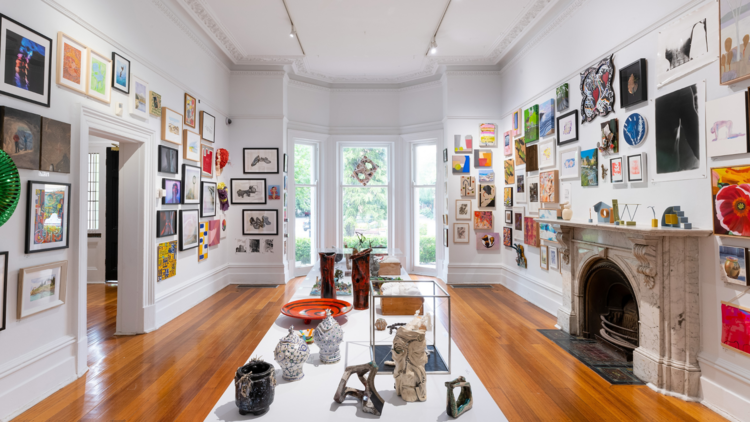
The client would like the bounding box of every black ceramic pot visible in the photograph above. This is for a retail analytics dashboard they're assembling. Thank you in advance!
[235,359,276,416]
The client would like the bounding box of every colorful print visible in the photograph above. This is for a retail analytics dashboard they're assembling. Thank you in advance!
[33,186,65,245]
[198,221,209,261]
[157,241,177,281]
[540,170,557,203]
[5,29,46,94]
[580,55,615,123]
[2,106,41,170]
[29,272,56,301]
[480,184,496,208]
[524,217,539,247]
[268,185,281,200]
[452,155,470,174]
[721,302,750,357]
[474,211,493,230]
[62,42,81,84]
[539,99,555,137]
[504,187,513,207]
[581,148,598,186]
[556,83,569,112]
[711,166,750,237]
[474,149,492,167]
[504,159,514,184]
[515,137,526,166]
[479,170,494,183]
[503,227,512,247]
[185,94,196,127]
[480,123,497,147]
[503,131,512,156]
[90,57,106,95]
[524,105,539,143]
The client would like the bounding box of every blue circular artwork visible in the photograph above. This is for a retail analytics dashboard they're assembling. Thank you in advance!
[623,113,647,146]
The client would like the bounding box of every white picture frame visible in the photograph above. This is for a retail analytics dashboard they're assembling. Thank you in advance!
[453,223,470,244]
[705,91,749,158]
[129,75,149,119]
[161,107,183,145]
[18,261,67,319]
[55,32,88,95]
[455,200,472,220]
[559,146,581,180]
[183,130,200,162]
[627,152,647,182]
[549,246,559,270]
[200,111,216,143]
[85,48,112,104]
[538,138,556,169]
[513,206,524,241]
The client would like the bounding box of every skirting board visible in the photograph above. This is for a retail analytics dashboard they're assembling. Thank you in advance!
[226,263,287,285]
[698,355,750,422]
[155,271,230,328]
[499,267,562,316]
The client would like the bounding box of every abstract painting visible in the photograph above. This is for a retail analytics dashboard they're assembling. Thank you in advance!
[478,169,494,183]
[157,210,176,238]
[476,232,499,250]
[528,175,540,215]
[539,99,555,137]
[516,172,526,203]
[524,105,539,143]
[560,146,581,180]
[243,148,279,174]
[183,130,200,162]
[512,109,522,137]
[149,91,162,117]
[56,32,87,95]
[455,200,472,220]
[721,0,750,84]
[556,83,569,112]
[706,91,749,158]
[524,217,539,247]
[454,134,472,153]
[201,181,217,218]
[580,148,598,186]
[17,261,67,318]
[25,181,70,253]
[623,113,647,146]
[157,241,176,282]
[182,164,201,205]
[620,59,647,107]
[719,245,748,286]
[627,153,645,182]
[185,93,197,128]
[503,187,513,207]
[201,144,214,177]
[515,137,526,166]
[235,238,248,253]
[158,145,178,174]
[87,49,111,104]
[1,16,52,106]
[710,165,750,238]
[452,155,470,174]
[1,106,40,169]
[161,107,182,145]
[130,75,148,119]
[504,159,514,184]
[513,207,524,241]
[201,111,215,143]
[610,156,624,183]
[538,139,555,169]
[479,184,496,208]
[655,83,704,181]
[474,211,493,230]
[580,55,615,123]
[453,223,469,243]
[480,123,497,147]
[540,170,558,202]
[539,221,557,243]
[208,220,220,247]
[179,209,199,250]
[198,221,209,262]
[721,301,750,357]
[40,117,71,173]
[549,246,559,270]
[503,131,512,156]
[474,149,492,167]
[503,227,513,247]
[557,110,579,145]
[526,144,538,172]
[112,52,130,93]
[599,118,619,155]
[162,179,181,205]
[658,1,718,87]
[242,210,278,235]
[461,176,475,197]
[268,185,280,200]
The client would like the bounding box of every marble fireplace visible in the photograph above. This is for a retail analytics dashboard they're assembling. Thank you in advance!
[545,219,713,400]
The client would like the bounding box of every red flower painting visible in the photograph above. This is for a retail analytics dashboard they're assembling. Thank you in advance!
[716,184,750,237]
[722,302,750,357]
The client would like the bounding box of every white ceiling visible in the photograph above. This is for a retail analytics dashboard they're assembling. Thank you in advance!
[176,0,561,83]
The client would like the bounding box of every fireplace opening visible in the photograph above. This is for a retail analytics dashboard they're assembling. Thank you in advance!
[583,260,639,361]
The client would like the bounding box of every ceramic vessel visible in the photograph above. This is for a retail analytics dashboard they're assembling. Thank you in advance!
[561,202,572,221]
[274,326,310,381]
[445,376,473,418]
[313,309,344,363]
[375,318,387,331]
[234,358,276,416]
[725,257,741,278]
[352,248,372,310]
[319,252,337,299]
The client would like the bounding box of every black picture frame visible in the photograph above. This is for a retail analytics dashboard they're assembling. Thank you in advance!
[156,210,177,238]
[242,209,279,236]
[284,153,288,173]
[443,148,448,163]
[0,251,7,332]
[179,209,199,251]
[25,180,71,254]
[162,178,182,205]
[0,14,53,107]
[111,52,131,94]
[619,59,647,108]
[610,156,624,183]
[200,181,217,218]
[230,178,267,205]
[443,227,448,247]
[505,209,512,225]
[181,164,200,204]
[200,111,215,143]
[556,110,579,146]
[158,145,178,174]
[243,148,279,174]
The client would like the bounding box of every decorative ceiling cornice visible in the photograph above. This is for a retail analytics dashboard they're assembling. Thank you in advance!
[286,78,443,93]
[232,70,288,76]
[292,58,440,84]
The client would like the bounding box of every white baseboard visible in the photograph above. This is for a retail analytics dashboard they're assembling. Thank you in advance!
[155,266,231,328]
[498,266,563,316]
[446,263,503,284]
[698,354,750,422]
[226,263,287,285]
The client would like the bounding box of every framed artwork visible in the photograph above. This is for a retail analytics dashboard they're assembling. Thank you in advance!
[208,220,220,247]
[244,148,279,174]
[580,148,598,186]
[201,181,217,218]
[505,209,512,225]
[157,241,176,282]
[149,91,161,117]
[162,178,181,205]
[242,209,279,235]
[654,83,705,182]
[528,175,540,215]
[453,223,470,244]
[0,252,6,331]
[538,139,556,169]
[539,221,557,243]
[479,184,496,208]
[524,105,539,143]
[198,221,209,262]
[161,107,183,145]
[111,52,130,94]
[443,148,448,162]
[40,117,71,174]
[620,59,647,108]
[610,156,624,183]
[706,91,749,158]
[158,145,178,174]
[476,232,499,250]
[503,227,513,247]
[474,149,492,167]
[183,130,200,162]
[0,15,52,107]
[474,211,493,230]
[627,153,645,182]
[443,227,449,247]
[526,144,539,172]
[452,155,470,174]
[179,209,199,250]
[455,200,472,220]
[17,260,67,319]
[658,2,718,87]
[580,55,615,123]
[720,301,750,358]
[722,1,750,84]
[25,181,71,254]
[561,182,572,205]
[231,179,268,205]
[719,246,749,286]
[1,106,41,170]
[130,75,149,118]
[86,48,111,104]
[549,246,559,270]
[184,93,197,128]
[514,137,526,166]
[556,110,579,146]
[707,166,750,237]
[560,146,581,180]
[503,131,512,156]
[540,98,555,138]
[516,172,526,203]
[200,111,215,143]
[524,217,540,247]
[480,123,497,147]
[56,32,87,95]
[556,84,569,112]
[504,159,514,184]
[540,245,548,270]
[623,113,647,146]
[156,210,177,238]
[599,118,619,154]
[460,176,475,197]
[512,109,522,137]
[181,164,201,204]
[478,170,494,183]
[513,207,524,241]
[540,170,558,202]
[454,134,472,153]
[503,187,513,207]
[268,185,281,200]
[201,144,214,177]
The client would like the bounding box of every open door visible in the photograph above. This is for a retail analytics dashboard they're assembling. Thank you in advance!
[105,147,119,282]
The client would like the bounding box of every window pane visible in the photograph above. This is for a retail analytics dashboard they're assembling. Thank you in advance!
[416,187,436,267]
[88,153,99,230]
[414,144,436,186]
[294,144,314,185]
[342,187,388,248]
[343,147,388,186]
[295,186,315,267]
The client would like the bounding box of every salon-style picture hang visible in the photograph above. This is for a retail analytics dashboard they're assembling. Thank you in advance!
[580,54,615,123]
[658,1,718,87]
[0,14,52,107]
[25,181,71,253]
[243,148,279,174]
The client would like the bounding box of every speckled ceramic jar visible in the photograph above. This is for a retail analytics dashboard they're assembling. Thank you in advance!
[313,309,343,364]
[274,326,310,381]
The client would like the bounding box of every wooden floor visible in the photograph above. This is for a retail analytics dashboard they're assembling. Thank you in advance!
[14,279,724,422]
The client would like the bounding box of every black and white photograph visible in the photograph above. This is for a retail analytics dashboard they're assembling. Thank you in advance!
[242,209,278,235]
[455,199,472,220]
[182,164,201,204]
[235,238,248,254]
[556,110,579,146]
[243,148,279,174]
[620,59,647,108]
[200,111,215,143]
[264,239,274,253]
[249,239,261,253]
[230,178,267,204]
[201,181,217,218]
[654,83,705,182]
[158,145,178,174]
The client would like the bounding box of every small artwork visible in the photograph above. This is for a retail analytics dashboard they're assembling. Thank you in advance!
[130,76,148,118]
[208,220,221,247]
[268,185,281,200]
[524,105,539,143]
[480,184,496,208]
[560,147,581,180]
[454,134,472,153]
[474,149,492,167]
[480,123,497,147]
[149,91,162,117]
[505,209,512,225]
[709,166,750,238]
[0,252,6,331]
[112,52,130,94]
[514,137,526,166]
[524,217,540,247]
[599,119,619,155]
[540,170,558,203]
[476,232,499,250]
[1,106,40,170]
[549,247,559,270]
[627,153,645,182]
[162,179,181,205]
[721,0,750,84]
[706,91,749,158]
[184,93,197,128]
[503,187,513,207]
[161,107,183,145]
[1,16,52,107]
[201,181,217,218]
[503,228,513,247]
[244,148,279,174]
[235,238,248,253]
[198,222,209,262]
[620,59,647,108]
[556,83,569,112]
[719,246,748,286]
[200,111,215,143]
[87,49,111,104]
[453,223,470,244]
[201,144,214,177]
[25,181,70,253]
[242,210,279,235]
[516,173,526,203]
[504,131,512,156]
[526,144,539,172]
[474,211,493,230]
[513,207,524,241]
[179,209,199,250]
[248,239,261,253]
[557,110,579,146]
[157,210,177,238]
[561,183,572,205]
[658,2,718,87]
[655,83,704,180]
[157,241,176,282]
[183,130,200,162]
[580,148,598,186]
[721,301,750,358]
[538,139,555,169]
[512,109,522,137]
[443,227,448,247]
[158,145,178,174]
[580,55,615,123]
[478,169,494,183]
[452,155,470,174]
[610,156,624,183]
[443,148,448,162]
[504,159,514,184]
[540,245,548,270]
[56,32,87,95]
[182,164,201,204]
[17,261,67,319]
[539,99,555,137]
[40,117,71,173]
[539,222,557,243]
[455,200,472,220]
[528,175,540,215]
[460,176,475,197]
[623,113,648,146]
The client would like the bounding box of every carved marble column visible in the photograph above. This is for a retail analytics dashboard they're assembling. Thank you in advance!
[554,225,576,334]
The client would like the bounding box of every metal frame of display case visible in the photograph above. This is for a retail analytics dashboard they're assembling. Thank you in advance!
[368,279,451,375]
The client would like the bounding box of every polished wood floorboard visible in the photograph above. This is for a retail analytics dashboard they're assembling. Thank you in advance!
[14,279,724,422]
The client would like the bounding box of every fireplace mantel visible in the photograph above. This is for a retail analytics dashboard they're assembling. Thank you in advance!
[535,218,713,238]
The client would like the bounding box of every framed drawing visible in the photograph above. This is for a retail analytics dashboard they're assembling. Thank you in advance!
[658,1,718,87]
[129,75,148,118]
[161,107,183,145]
[111,52,130,94]
[476,232,499,250]
[181,164,201,205]
[25,181,71,254]
[201,181,217,218]
[162,178,181,205]
[705,91,749,158]
[540,245,549,270]
[200,111,215,143]
[720,301,750,358]
[580,55,615,123]
[610,156,624,183]
[474,211,493,230]
[156,210,177,238]
[538,139,556,169]
[453,223,470,244]
[183,130,200,162]
[231,179,267,204]
[201,144,214,178]
[557,110,579,146]
[0,251,6,331]
[149,91,161,117]
[627,153,645,182]
[540,170,559,203]
[244,148,279,174]
[243,209,279,235]
[157,241,176,282]
[560,146,581,180]
[17,260,67,318]
[620,58,647,108]
[56,32,87,95]
[455,199,472,220]
[1,106,41,170]
[719,245,749,286]
[179,209,199,251]
[86,48,112,104]
[0,15,52,107]
[158,145,178,174]
[184,93,197,128]
[513,207,524,241]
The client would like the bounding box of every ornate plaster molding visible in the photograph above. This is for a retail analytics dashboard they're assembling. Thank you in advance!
[628,237,658,289]
[293,58,440,84]
[555,225,571,265]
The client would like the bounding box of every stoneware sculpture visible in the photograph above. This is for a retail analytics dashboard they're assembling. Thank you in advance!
[560,202,573,221]
[375,318,388,331]
[234,357,276,416]
[445,376,473,418]
[319,252,337,299]
[313,309,344,364]
[392,327,429,402]
[274,326,310,381]
[351,248,372,310]
[333,362,384,416]
[405,310,432,332]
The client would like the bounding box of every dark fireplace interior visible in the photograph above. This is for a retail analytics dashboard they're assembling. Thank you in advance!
[583,260,639,361]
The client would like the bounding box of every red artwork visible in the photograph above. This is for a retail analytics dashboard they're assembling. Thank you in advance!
[202,147,214,176]
[722,302,750,358]
[351,248,371,310]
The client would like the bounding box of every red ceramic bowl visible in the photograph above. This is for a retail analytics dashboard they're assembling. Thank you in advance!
[281,299,353,324]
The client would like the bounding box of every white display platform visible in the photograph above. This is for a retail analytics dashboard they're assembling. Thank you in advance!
[205,265,507,421]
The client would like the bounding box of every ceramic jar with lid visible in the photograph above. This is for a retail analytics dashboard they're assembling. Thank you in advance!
[313,309,343,364]
[274,326,310,381]
[234,357,276,415]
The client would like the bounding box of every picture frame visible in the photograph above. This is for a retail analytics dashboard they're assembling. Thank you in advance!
[111,52,130,94]
[443,227,449,247]
[161,107,183,145]
[540,245,548,270]
[181,164,201,204]
[658,2,718,87]
[156,210,177,238]
[556,110,579,146]
[516,172,526,203]
[158,145,178,174]
[183,130,200,162]
[86,48,112,104]
[184,93,197,128]
[559,146,581,180]
[504,159,514,184]
[720,301,750,358]
[524,105,539,143]
[243,148,280,174]
[528,175,540,215]
[705,91,750,158]
[231,178,267,204]
[505,209,512,225]
[162,178,181,205]
[242,209,279,235]
[610,156,624,184]
[538,138,556,169]
[581,148,598,186]
[453,223,470,244]
[0,15,53,107]
[455,199,472,220]
[179,209,199,251]
[627,153,645,182]
[540,170,559,203]
[719,245,749,286]
[460,175,475,197]
[512,109,522,137]
[200,111,215,143]
[513,207,525,241]
[514,137,526,166]
[712,165,750,238]
[129,75,149,119]
[201,144,214,178]
[474,211,493,230]
[284,153,288,173]
[503,227,513,247]
[549,246,559,270]
[17,260,67,319]
[2,106,41,170]
[442,148,448,162]
[0,251,6,331]
[149,91,161,117]
[25,181,71,254]
[620,58,647,108]
[200,181,217,218]
[503,187,513,207]
[56,32,88,95]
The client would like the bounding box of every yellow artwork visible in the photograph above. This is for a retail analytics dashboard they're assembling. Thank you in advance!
[157,241,176,281]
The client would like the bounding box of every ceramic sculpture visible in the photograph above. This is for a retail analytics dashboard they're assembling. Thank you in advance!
[351,248,372,310]
[375,318,387,331]
[333,362,384,416]
[234,357,276,416]
[319,252,337,299]
[0,150,20,227]
[274,326,310,381]
[313,309,343,364]
[560,202,573,221]
[445,376,473,418]
[392,326,428,402]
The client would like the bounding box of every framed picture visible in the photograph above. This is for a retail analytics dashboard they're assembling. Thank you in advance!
[721,301,750,358]
[658,2,718,87]
[627,153,645,182]
[161,107,183,145]
[516,172,526,203]
[129,75,148,118]
[149,91,161,117]
[559,146,581,180]
[454,134,472,153]
[504,159,514,184]
[505,209,512,225]
[540,170,558,203]
[706,91,749,158]
[526,144,539,172]
[201,144,214,178]
[561,182,572,205]
[474,211,493,230]
[231,179,267,204]
[181,164,201,204]
[184,93,197,128]
[243,209,278,235]
[549,246,559,270]
[512,109,522,137]
[25,181,71,254]
[111,52,130,94]
[17,260,67,318]
[480,123,497,147]
[0,251,6,331]
[208,220,221,247]
[524,105,539,143]
[455,199,472,220]
[198,222,208,262]
[478,170,494,183]
[56,32,87,95]
[244,148,279,174]
[200,111,215,143]
[201,181,217,218]
[183,130,200,162]
[1,106,41,170]
[442,148,448,162]
[513,207,524,241]
[610,156,624,183]
[158,145,178,174]
[157,241,177,281]
[479,184,496,208]
[86,48,112,104]
[503,187,513,207]
[539,98,555,138]
[476,232,499,250]
[524,217,540,247]
[443,227,449,247]
[156,210,177,238]
[556,84,569,112]
[719,245,749,286]
[284,153,288,173]
[162,178,181,205]
[474,149,492,167]
[40,117,71,174]
[268,185,281,200]
[0,15,52,107]
[453,223,470,244]
[503,131,512,156]
[460,176,475,197]
[514,137,526,166]
[620,58,647,108]
[452,155,470,174]
[654,83,705,182]
[179,209,199,250]
[556,110,579,145]
[540,245,548,270]
[503,227,513,247]
[580,148,598,186]
[538,139,556,169]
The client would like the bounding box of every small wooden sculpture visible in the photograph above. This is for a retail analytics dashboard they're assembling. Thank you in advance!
[333,362,384,416]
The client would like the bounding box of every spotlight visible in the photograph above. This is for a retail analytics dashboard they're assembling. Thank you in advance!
[290,25,296,38]
[430,40,437,55]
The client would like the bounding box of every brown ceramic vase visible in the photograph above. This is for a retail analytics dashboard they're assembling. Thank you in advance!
[351,248,372,310]
[319,252,337,300]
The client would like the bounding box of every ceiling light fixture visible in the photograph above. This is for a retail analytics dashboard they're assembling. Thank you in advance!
[281,0,305,55]
[290,25,296,38]
[425,0,452,56]
[430,39,438,55]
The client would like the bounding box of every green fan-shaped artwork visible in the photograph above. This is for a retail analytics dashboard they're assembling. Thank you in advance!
[0,149,21,227]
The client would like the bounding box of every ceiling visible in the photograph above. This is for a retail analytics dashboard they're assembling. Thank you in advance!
[175,0,564,84]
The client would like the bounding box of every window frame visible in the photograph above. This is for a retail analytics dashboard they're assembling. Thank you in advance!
[410,140,438,274]
[87,152,100,231]
[290,139,321,276]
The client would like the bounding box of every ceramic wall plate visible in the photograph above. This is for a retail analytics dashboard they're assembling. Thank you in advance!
[623,113,647,146]
[281,299,353,324]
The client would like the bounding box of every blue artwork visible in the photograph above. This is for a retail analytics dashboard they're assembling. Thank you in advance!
[115,56,129,87]
[479,169,495,183]
[623,113,647,146]
[452,155,470,174]
[539,99,555,137]
[5,30,47,95]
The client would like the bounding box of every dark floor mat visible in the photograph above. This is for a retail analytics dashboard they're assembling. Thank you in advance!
[538,329,644,385]
[373,344,448,373]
